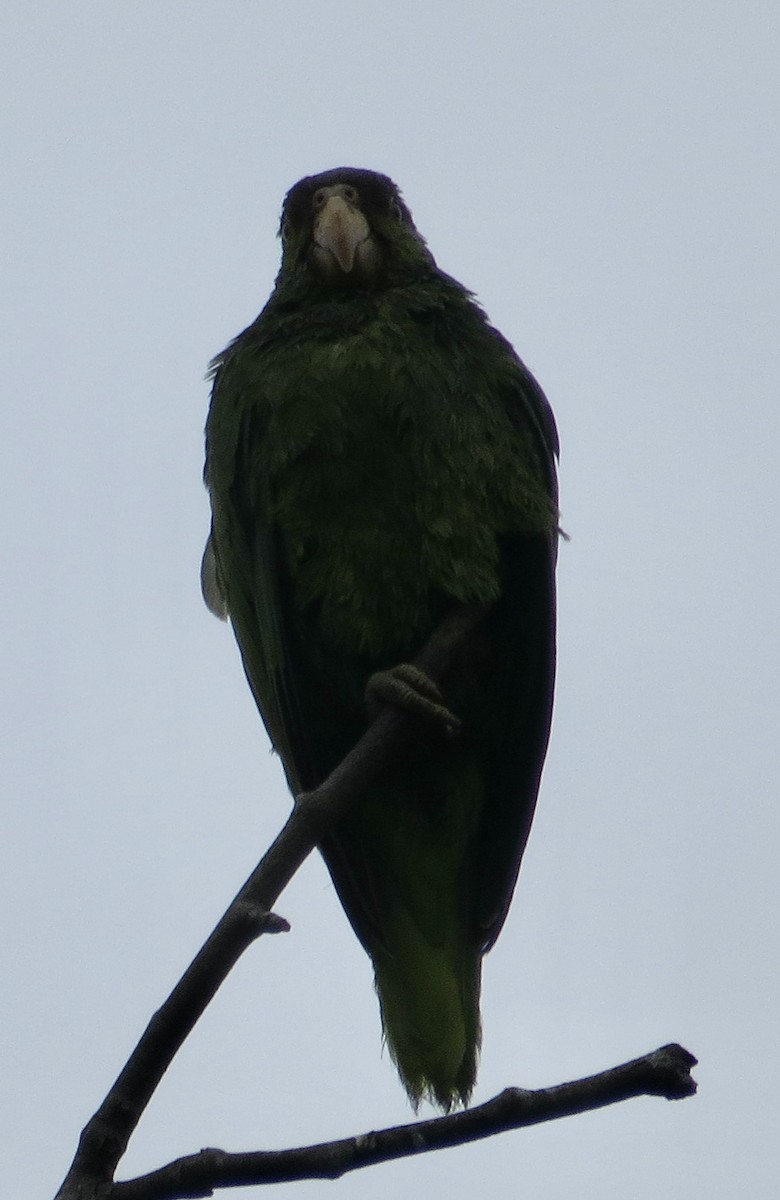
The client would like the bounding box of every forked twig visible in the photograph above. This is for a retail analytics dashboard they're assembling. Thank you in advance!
[54,603,697,1199]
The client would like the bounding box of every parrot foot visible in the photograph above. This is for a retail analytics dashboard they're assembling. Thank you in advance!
[366,664,461,738]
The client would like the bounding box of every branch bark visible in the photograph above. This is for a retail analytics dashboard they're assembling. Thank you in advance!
[113,1044,697,1199]
[53,603,697,1200]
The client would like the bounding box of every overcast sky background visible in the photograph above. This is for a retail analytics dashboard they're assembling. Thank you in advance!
[2,3,778,1197]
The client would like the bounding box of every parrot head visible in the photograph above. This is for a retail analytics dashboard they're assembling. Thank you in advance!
[276,167,435,289]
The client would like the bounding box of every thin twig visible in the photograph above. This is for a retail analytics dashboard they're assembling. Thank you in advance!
[112,1044,697,1200]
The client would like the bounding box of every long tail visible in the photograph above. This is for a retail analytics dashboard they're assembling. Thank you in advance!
[372,909,482,1110]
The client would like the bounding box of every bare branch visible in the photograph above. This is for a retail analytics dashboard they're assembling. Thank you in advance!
[112,1044,697,1200]
[54,602,697,1200]
[55,604,488,1200]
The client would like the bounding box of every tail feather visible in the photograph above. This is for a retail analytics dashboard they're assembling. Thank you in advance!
[373,906,482,1110]
[323,753,485,1108]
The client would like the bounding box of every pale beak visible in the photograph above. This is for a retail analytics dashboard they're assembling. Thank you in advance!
[313,194,372,274]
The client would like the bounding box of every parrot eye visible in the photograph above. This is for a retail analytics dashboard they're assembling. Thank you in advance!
[313,184,360,210]
[390,199,405,223]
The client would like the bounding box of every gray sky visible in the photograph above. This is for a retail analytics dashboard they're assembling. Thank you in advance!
[2,2,778,1196]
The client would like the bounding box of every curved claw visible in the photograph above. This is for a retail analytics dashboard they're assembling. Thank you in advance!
[366,663,461,738]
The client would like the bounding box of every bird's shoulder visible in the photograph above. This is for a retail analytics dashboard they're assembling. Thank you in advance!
[205,270,557,500]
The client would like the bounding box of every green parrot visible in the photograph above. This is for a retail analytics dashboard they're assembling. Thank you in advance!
[202,167,559,1110]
